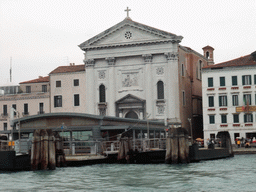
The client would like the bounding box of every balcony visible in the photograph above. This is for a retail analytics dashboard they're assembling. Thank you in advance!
[220,124,228,127]
[231,87,239,90]
[245,123,253,127]
[220,108,227,111]
[233,124,240,127]
[207,88,215,91]
[218,87,226,90]
[208,108,215,111]
[1,113,8,117]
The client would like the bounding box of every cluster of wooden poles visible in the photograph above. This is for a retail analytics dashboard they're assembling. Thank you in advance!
[31,129,66,170]
[165,127,190,164]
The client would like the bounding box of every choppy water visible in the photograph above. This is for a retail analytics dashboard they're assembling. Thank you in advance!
[1,154,256,191]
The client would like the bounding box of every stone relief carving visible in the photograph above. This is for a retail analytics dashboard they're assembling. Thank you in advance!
[164,52,179,61]
[122,73,138,87]
[156,67,164,75]
[157,105,165,114]
[98,71,106,79]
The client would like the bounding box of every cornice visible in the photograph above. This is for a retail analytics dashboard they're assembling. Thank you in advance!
[0,95,50,101]
[81,39,181,51]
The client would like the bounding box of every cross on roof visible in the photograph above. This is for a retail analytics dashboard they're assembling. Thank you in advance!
[124,7,131,18]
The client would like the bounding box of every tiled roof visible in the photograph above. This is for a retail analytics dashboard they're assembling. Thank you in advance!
[20,76,49,84]
[203,53,256,69]
[49,64,85,74]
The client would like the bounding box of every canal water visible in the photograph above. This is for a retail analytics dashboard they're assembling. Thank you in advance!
[1,154,255,191]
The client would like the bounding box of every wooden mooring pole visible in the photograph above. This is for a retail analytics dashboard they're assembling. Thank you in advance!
[165,127,190,164]
[31,129,66,170]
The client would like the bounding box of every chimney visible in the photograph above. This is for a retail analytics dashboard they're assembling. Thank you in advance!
[202,45,214,66]
[39,76,43,79]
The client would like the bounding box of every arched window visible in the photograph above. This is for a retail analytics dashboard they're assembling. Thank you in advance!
[157,81,164,99]
[206,51,209,59]
[99,84,106,103]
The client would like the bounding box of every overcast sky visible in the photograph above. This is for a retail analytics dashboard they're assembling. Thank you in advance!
[0,0,255,85]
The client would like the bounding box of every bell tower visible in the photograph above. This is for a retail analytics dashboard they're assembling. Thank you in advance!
[202,45,214,66]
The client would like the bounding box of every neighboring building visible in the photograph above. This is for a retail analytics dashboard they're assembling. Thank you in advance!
[49,64,86,113]
[0,76,50,133]
[202,51,256,144]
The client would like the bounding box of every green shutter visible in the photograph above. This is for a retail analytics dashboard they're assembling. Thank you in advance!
[242,76,245,85]
[232,76,237,86]
[220,77,225,86]
[254,75,256,84]
[208,78,213,87]
[249,75,252,85]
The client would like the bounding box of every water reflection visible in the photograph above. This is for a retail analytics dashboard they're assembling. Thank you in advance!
[0,155,256,191]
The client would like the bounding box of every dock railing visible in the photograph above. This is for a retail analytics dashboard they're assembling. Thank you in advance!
[102,138,167,153]
[62,140,102,156]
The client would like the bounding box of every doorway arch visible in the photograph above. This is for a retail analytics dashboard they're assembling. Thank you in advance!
[125,111,139,119]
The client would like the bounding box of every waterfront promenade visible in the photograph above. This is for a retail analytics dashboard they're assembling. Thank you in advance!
[233,147,256,154]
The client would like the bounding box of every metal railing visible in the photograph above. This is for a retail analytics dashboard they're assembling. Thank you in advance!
[62,140,102,155]
[102,138,167,153]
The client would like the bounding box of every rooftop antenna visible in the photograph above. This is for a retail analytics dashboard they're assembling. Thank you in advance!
[10,57,12,83]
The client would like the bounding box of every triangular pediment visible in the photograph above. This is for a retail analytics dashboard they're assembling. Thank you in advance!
[79,18,183,50]
[116,94,145,104]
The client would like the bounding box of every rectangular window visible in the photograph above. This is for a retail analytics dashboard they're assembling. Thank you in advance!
[42,85,47,92]
[209,115,215,124]
[221,114,227,123]
[74,79,79,86]
[233,114,239,123]
[54,95,62,107]
[3,123,7,131]
[208,77,213,87]
[26,86,31,93]
[74,94,80,106]
[254,75,256,84]
[232,76,237,86]
[242,75,251,85]
[3,105,7,116]
[232,95,239,106]
[243,94,251,105]
[12,104,16,116]
[220,77,225,86]
[244,114,253,123]
[39,103,44,114]
[56,81,61,88]
[208,96,214,107]
[182,91,185,106]
[24,103,28,115]
[219,95,227,107]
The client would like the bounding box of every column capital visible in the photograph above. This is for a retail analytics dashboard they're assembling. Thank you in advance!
[164,52,178,61]
[84,59,95,67]
[105,57,116,65]
[142,54,153,63]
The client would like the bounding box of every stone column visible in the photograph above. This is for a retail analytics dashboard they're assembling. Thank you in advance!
[164,52,180,121]
[142,54,153,118]
[84,59,95,114]
[106,57,116,116]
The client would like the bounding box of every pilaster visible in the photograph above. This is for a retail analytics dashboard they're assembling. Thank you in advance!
[164,52,180,121]
[143,54,154,118]
[106,57,116,116]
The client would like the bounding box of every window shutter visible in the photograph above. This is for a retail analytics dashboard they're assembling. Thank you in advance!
[244,114,246,123]
[254,75,256,84]
[249,75,252,85]
[219,96,221,107]
[242,76,245,85]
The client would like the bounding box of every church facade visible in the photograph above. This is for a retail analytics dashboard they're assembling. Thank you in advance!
[78,17,212,135]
